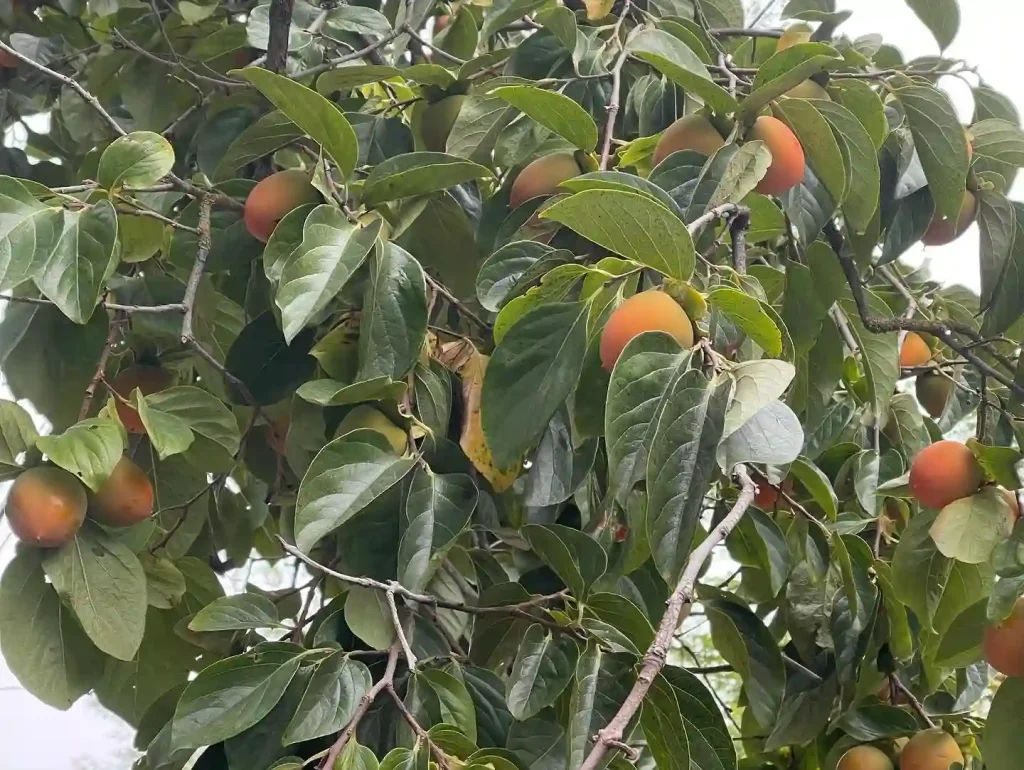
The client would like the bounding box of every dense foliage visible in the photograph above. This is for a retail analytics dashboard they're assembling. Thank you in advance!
[2,0,1024,768]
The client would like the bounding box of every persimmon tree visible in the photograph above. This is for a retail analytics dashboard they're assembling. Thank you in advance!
[3,0,1024,768]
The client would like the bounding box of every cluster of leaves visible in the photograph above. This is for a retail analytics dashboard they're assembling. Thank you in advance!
[4,0,1024,768]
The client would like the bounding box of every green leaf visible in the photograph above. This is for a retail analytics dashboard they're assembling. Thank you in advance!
[719,400,804,470]
[97,131,175,189]
[661,665,736,770]
[275,206,381,343]
[647,369,731,581]
[35,200,118,324]
[874,560,913,662]
[420,668,478,743]
[294,428,416,552]
[641,673,691,770]
[977,188,1016,310]
[362,152,494,206]
[297,377,407,407]
[135,390,195,460]
[492,86,598,151]
[930,487,1016,564]
[0,549,102,709]
[541,190,695,279]
[506,623,579,720]
[983,201,1024,336]
[284,651,372,744]
[707,141,772,209]
[143,386,241,457]
[172,650,302,749]
[566,645,635,770]
[0,176,64,291]
[35,417,124,491]
[984,677,1024,770]
[707,598,786,730]
[627,29,739,116]
[400,467,478,592]
[188,593,282,631]
[904,0,960,50]
[731,508,792,597]
[605,332,689,505]
[214,111,304,182]
[444,88,517,162]
[831,80,889,150]
[895,84,971,220]
[813,99,880,232]
[584,594,655,651]
[522,523,607,599]
[708,287,783,357]
[838,294,900,422]
[0,399,39,479]
[741,43,843,117]
[42,523,147,661]
[775,98,847,207]
[357,243,428,382]
[722,359,796,439]
[345,585,396,650]
[234,68,358,179]
[892,510,994,632]
[789,456,838,519]
[481,301,588,468]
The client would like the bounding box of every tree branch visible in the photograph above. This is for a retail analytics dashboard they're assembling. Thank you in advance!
[890,674,937,729]
[180,194,212,346]
[79,313,122,420]
[295,28,405,78]
[577,465,757,770]
[266,0,297,72]
[823,221,1024,402]
[277,536,577,635]
[729,207,751,274]
[599,1,633,171]
[708,27,783,39]
[387,586,418,670]
[385,686,455,770]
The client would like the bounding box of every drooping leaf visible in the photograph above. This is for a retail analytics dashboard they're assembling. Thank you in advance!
[284,652,372,744]
[97,131,175,189]
[35,416,124,491]
[189,593,283,632]
[492,86,598,151]
[506,623,579,720]
[361,152,493,206]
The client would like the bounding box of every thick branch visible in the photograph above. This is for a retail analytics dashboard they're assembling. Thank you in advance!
[266,0,297,72]
[729,207,751,274]
[577,465,757,770]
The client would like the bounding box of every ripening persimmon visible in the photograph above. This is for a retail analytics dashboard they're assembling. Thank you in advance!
[5,466,87,547]
[244,169,320,243]
[89,456,154,527]
[0,47,18,68]
[984,596,1024,677]
[836,745,893,770]
[749,116,806,196]
[754,478,793,510]
[908,440,983,510]
[109,365,172,434]
[421,94,465,152]
[915,372,953,418]
[509,152,584,208]
[921,190,977,246]
[899,730,963,770]
[900,332,932,368]
[599,290,694,372]
[652,115,726,167]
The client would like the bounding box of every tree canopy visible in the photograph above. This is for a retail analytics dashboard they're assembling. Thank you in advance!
[2,0,1024,768]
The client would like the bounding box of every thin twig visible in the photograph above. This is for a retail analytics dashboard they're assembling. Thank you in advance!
[689,203,745,238]
[890,674,937,729]
[729,207,750,274]
[295,28,404,78]
[321,644,401,770]
[0,294,184,314]
[577,465,756,770]
[402,23,467,65]
[424,273,491,330]
[385,687,455,770]
[0,39,125,136]
[387,587,418,670]
[277,537,577,635]
[709,27,783,38]
[599,1,633,171]
[79,313,122,420]
[181,195,212,345]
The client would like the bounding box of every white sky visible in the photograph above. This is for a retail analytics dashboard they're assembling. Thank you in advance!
[2,1,1023,768]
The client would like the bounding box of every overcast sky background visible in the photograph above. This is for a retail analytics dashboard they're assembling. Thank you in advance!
[2,1,1023,768]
